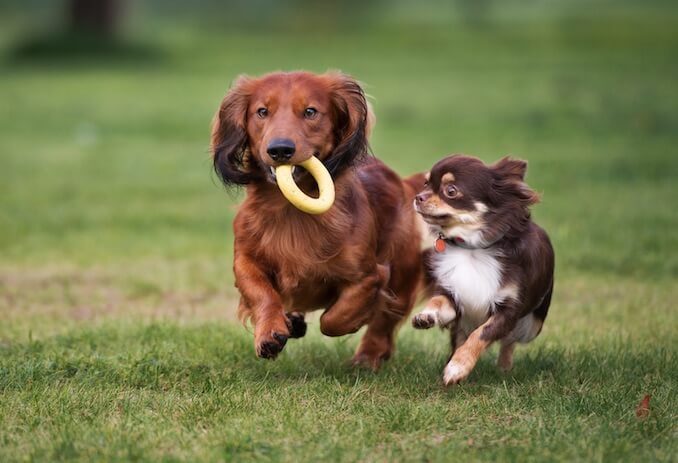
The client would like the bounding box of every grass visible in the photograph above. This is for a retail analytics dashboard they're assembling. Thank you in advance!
[0,322,674,461]
[1,2,677,461]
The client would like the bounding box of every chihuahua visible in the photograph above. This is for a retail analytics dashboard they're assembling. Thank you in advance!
[412,155,554,385]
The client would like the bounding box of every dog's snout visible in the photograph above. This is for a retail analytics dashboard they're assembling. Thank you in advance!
[267,138,296,161]
[415,190,432,203]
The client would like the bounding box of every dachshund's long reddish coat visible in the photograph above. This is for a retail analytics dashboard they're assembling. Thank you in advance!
[211,71,425,368]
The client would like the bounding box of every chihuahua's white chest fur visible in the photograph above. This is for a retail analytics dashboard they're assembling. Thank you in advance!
[432,246,509,332]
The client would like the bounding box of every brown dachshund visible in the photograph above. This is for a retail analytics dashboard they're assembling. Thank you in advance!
[210,71,425,369]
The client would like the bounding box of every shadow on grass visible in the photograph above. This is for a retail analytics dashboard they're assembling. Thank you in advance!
[3,322,672,399]
[0,323,674,404]
[4,30,166,68]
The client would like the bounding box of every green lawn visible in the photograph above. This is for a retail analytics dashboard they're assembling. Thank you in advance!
[1,3,677,462]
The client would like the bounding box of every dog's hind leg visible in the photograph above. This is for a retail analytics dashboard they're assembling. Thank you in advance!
[447,325,464,363]
[497,340,516,372]
[352,310,400,370]
[318,269,384,338]
[353,262,421,370]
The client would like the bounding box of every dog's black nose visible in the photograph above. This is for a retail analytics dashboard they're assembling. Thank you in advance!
[267,138,296,161]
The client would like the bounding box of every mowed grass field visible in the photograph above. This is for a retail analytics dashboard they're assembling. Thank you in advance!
[1,3,677,462]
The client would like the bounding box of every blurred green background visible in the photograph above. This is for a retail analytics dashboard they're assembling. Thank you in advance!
[0,1,676,461]
[1,0,676,278]
[2,0,677,272]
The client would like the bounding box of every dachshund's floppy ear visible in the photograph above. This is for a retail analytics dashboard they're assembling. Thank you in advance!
[324,72,371,176]
[211,75,259,186]
[491,156,540,206]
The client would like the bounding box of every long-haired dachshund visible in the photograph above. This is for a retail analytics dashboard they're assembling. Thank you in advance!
[211,71,425,369]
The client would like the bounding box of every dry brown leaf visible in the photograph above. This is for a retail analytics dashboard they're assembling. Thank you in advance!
[635,394,651,419]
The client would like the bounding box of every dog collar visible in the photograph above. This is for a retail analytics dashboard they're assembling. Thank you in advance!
[434,233,494,252]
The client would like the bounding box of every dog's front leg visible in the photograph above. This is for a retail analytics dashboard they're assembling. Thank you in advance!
[443,309,519,385]
[234,252,290,359]
[412,293,457,329]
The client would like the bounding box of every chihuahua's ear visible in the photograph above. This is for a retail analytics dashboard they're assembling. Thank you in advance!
[492,156,528,181]
[491,156,540,206]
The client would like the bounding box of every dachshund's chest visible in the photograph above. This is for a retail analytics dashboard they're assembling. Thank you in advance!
[237,194,372,310]
[255,224,353,310]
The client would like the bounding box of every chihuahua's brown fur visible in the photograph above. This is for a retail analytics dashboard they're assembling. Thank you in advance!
[412,154,554,385]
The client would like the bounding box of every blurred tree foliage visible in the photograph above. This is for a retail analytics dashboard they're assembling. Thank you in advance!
[68,0,124,37]
[0,0,501,37]
[5,0,162,62]
[135,0,492,29]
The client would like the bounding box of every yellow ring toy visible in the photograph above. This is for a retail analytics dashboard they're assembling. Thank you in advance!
[275,156,335,215]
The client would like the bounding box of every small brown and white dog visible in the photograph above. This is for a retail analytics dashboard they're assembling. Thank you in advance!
[412,154,554,385]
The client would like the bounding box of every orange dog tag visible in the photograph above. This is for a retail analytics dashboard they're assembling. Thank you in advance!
[435,237,446,253]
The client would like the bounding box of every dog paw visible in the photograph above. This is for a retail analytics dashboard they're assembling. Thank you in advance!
[286,312,307,339]
[412,312,436,329]
[443,360,472,385]
[352,343,392,371]
[497,356,513,373]
[497,343,515,373]
[351,352,386,371]
[255,331,289,359]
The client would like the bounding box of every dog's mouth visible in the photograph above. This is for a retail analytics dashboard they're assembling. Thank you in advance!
[266,165,289,181]
[265,152,321,185]
[418,211,454,223]
[266,158,325,185]
[414,204,454,223]
[266,165,301,184]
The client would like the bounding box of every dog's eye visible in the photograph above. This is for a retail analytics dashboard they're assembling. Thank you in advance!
[304,107,318,119]
[444,185,459,198]
[256,108,268,118]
